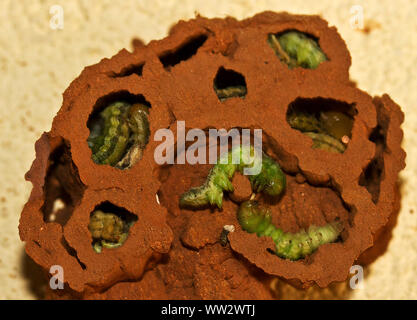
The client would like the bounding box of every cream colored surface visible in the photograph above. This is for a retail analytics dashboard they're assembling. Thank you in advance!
[0,0,416,300]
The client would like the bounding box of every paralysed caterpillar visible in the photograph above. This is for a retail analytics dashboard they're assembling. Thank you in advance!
[213,67,247,101]
[267,31,327,69]
[214,85,247,101]
[88,210,136,253]
[237,200,343,260]
[287,110,353,153]
[87,101,150,169]
[304,132,346,153]
[179,146,286,209]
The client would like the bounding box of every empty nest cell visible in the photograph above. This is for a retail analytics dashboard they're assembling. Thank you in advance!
[41,142,85,226]
[159,34,208,70]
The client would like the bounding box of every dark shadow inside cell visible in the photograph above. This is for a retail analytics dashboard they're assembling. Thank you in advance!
[359,124,387,204]
[88,201,138,253]
[359,157,384,203]
[213,67,247,101]
[89,91,151,116]
[108,63,145,78]
[41,142,85,226]
[87,91,151,169]
[358,97,390,204]
[159,34,208,70]
[286,97,357,153]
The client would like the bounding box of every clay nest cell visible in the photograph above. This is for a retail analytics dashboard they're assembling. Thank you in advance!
[19,12,405,299]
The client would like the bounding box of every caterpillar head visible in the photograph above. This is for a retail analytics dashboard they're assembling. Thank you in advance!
[237,200,272,234]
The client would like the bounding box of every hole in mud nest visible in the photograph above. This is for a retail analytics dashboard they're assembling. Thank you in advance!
[159,34,208,70]
[41,142,85,226]
[109,63,145,78]
[267,30,327,69]
[88,201,138,253]
[359,123,387,203]
[213,67,247,101]
[286,97,357,153]
[87,91,151,169]
[359,158,384,204]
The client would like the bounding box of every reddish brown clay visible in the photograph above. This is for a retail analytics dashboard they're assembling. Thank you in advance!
[229,173,253,203]
[19,12,405,299]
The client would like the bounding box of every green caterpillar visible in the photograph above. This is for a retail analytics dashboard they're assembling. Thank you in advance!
[87,101,150,169]
[287,111,353,153]
[88,210,135,253]
[268,31,327,69]
[287,111,323,133]
[304,132,346,153]
[318,111,354,141]
[214,85,247,101]
[237,201,343,260]
[179,146,286,209]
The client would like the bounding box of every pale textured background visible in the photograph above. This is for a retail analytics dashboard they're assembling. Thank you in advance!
[0,0,416,300]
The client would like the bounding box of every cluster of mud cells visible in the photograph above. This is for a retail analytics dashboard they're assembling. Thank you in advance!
[19,12,405,299]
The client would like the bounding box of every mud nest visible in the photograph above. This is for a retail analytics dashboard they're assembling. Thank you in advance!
[19,12,405,299]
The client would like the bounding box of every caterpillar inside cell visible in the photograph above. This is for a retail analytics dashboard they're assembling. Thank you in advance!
[286,99,355,153]
[87,101,150,169]
[267,31,327,69]
[213,67,247,101]
[88,204,137,253]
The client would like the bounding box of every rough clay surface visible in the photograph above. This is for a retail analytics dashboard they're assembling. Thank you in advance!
[17,11,406,299]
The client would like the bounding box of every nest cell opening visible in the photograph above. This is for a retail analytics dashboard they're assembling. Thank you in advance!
[267,30,327,69]
[88,201,138,253]
[41,142,85,226]
[87,91,151,169]
[159,34,208,70]
[286,97,357,153]
[213,67,247,101]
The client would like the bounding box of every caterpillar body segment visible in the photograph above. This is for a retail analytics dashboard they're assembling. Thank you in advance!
[237,201,343,260]
[87,102,150,169]
[179,146,286,209]
[268,31,327,69]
